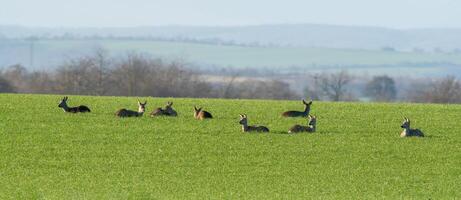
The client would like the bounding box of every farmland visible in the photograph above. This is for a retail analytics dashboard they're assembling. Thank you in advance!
[0,94,461,198]
[2,39,461,76]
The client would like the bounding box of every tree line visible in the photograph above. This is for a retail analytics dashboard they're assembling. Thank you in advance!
[1,49,461,103]
[0,50,299,100]
[303,71,461,103]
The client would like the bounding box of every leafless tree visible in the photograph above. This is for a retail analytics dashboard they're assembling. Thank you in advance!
[89,48,112,95]
[223,79,299,100]
[2,64,28,91]
[110,53,152,96]
[303,73,322,100]
[407,76,461,103]
[221,72,240,98]
[319,70,353,101]
[26,71,56,94]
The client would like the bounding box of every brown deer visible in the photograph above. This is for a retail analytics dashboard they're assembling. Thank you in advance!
[288,115,316,133]
[115,100,147,117]
[239,114,269,133]
[282,99,312,117]
[400,117,424,137]
[194,106,213,120]
[58,96,91,113]
[150,101,177,117]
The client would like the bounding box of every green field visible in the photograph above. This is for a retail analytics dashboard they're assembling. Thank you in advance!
[1,94,461,199]
[3,39,461,76]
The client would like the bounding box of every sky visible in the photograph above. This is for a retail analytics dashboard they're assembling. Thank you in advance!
[1,0,460,29]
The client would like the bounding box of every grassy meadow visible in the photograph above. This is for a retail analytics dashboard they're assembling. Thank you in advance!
[0,93,461,199]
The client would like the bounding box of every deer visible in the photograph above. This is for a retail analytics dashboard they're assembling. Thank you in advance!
[58,96,91,113]
[282,99,312,117]
[288,115,316,133]
[239,114,269,133]
[150,101,177,117]
[194,106,213,120]
[115,100,147,117]
[400,117,424,137]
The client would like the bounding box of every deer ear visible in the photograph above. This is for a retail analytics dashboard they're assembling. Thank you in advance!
[144,101,147,104]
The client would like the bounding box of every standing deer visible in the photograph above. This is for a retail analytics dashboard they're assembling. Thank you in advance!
[115,100,147,117]
[194,106,213,120]
[282,99,312,117]
[58,96,91,113]
[239,114,269,133]
[400,117,424,137]
[288,115,317,133]
[151,101,177,117]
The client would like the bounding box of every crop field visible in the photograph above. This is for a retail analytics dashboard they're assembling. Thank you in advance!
[2,39,461,76]
[0,93,461,199]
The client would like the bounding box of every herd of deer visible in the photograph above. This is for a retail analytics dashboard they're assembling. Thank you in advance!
[58,96,424,137]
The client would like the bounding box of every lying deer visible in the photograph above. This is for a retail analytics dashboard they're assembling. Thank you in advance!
[282,99,312,117]
[239,114,269,133]
[58,96,91,113]
[151,101,177,117]
[288,115,316,133]
[194,106,213,120]
[400,117,424,137]
[115,100,147,117]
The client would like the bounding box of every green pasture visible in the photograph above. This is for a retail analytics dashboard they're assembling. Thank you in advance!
[0,94,460,199]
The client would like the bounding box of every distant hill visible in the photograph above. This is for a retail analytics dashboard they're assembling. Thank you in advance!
[1,39,461,77]
[1,24,461,51]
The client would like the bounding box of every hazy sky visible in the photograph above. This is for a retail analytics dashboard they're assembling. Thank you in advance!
[1,0,460,28]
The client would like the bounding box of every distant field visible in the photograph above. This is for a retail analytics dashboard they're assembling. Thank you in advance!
[1,94,460,198]
[1,39,461,76]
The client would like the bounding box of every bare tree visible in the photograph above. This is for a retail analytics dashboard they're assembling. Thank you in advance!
[221,72,240,98]
[319,70,353,101]
[90,48,112,95]
[303,73,322,100]
[2,64,28,91]
[26,71,56,94]
[110,53,151,96]
[54,58,95,95]
[223,79,299,100]
[408,76,461,103]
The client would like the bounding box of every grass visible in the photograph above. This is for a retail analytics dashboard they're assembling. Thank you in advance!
[0,93,461,199]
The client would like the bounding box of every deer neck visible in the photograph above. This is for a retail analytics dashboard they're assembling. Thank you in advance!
[241,123,248,132]
[61,103,70,112]
[401,126,411,136]
[138,107,145,115]
[304,106,310,115]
